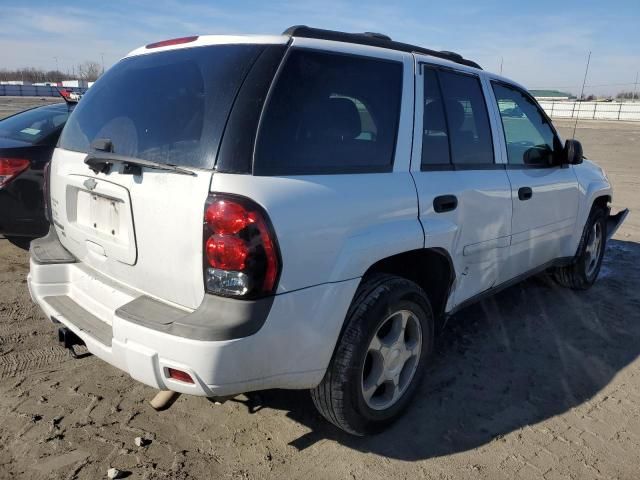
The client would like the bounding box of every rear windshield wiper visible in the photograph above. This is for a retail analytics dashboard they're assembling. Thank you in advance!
[84,151,197,176]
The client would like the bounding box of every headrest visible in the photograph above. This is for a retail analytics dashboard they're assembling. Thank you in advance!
[306,97,361,141]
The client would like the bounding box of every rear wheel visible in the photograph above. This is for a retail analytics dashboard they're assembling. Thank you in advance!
[311,274,434,435]
[554,206,607,290]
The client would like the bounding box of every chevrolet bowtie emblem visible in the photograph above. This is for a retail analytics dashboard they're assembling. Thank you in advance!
[83,178,97,191]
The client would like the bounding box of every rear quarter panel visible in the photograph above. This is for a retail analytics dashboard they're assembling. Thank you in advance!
[209,172,424,293]
[210,42,423,293]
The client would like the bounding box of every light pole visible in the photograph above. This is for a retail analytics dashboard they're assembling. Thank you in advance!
[54,56,59,82]
[101,52,105,75]
[633,71,638,102]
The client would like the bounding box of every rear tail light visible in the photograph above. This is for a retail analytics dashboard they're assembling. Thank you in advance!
[203,194,280,298]
[0,158,30,188]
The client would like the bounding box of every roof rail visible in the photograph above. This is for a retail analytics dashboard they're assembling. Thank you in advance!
[282,25,482,70]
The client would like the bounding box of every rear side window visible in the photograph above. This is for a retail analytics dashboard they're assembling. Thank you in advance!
[438,70,494,166]
[59,44,264,169]
[254,49,403,175]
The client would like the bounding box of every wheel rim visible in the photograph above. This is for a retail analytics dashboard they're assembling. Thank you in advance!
[584,221,603,278]
[361,309,422,411]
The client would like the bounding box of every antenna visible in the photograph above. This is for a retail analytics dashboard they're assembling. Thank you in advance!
[499,57,503,75]
[572,51,591,139]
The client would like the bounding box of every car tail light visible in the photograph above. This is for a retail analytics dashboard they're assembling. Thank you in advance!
[203,194,280,298]
[146,36,199,49]
[166,368,194,384]
[0,157,30,188]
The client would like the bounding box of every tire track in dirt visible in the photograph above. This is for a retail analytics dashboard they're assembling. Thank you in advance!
[0,346,70,379]
[0,317,49,339]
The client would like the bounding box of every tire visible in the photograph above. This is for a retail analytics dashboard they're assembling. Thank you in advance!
[554,206,607,290]
[311,274,434,435]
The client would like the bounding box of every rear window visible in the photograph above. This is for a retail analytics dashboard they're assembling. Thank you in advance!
[254,49,403,175]
[0,105,68,144]
[59,44,264,169]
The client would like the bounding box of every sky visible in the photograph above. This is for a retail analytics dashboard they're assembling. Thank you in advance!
[1,0,639,96]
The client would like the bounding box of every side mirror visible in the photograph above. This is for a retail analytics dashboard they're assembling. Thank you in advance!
[564,139,583,165]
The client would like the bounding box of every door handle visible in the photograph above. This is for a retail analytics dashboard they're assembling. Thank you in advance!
[433,195,458,213]
[518,187,533,201]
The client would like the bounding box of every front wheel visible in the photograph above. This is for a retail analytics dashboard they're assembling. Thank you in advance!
[311,274,434,435]
[554,206,607,290]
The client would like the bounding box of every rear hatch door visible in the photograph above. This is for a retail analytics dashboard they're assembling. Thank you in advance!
[50,41,269,309]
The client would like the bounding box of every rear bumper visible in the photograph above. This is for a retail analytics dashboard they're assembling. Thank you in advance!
[28,256,358,397]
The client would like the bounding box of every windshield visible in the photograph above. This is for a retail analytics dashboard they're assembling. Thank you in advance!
[59,44,265,169]
[0,105,69,144]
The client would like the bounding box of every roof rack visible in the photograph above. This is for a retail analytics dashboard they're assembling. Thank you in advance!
[282,25,482,70]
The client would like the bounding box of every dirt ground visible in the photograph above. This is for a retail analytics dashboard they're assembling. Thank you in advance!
[0,98,639,479]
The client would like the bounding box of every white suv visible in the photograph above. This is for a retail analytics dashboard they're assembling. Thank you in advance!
[28,26,628,435]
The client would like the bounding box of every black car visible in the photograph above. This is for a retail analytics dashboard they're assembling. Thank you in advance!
[0,102,73,248]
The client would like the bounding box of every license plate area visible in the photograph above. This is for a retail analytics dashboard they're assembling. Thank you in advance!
[77,190,123,238]
[64,175,137,265]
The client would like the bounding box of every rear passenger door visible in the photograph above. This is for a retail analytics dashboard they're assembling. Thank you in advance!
[489,82,580,278]
[411,61,513,309]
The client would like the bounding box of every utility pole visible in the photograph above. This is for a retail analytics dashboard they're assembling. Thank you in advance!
[633,71,639,102]
[53,56,59,82]
[572,51,591,139]
[101,52,105,75]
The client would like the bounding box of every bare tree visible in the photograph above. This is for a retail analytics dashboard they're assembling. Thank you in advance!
[617,91,637,100]
[77,61,102,82]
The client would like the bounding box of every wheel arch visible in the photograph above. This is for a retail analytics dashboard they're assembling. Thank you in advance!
[568,170,612,256]
[592,194,611,211]
[360,248,456,331]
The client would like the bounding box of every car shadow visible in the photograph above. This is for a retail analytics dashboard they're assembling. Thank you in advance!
[234,239,640,460]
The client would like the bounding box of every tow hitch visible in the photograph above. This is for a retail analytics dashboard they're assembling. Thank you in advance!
[57,326,88,358]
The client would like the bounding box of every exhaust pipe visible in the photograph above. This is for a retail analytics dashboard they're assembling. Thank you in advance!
[150,390,181,410]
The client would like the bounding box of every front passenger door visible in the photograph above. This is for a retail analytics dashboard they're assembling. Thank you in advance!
[490,82,580,280]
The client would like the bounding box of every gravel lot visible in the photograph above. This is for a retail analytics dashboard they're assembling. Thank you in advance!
[0,98,639,479]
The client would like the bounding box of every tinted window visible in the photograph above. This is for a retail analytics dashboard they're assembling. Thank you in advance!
[0,105,69,144]
[254,49,403,175]
[439,70,494,165]
[59,44,264,169]
[492,83,561,166]
[421,67,451,167]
